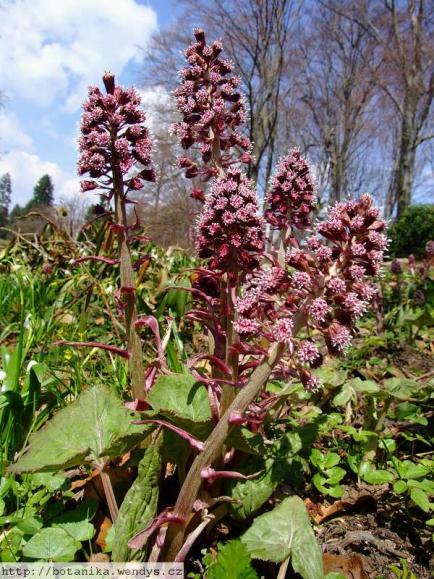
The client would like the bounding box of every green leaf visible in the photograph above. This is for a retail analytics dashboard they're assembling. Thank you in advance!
[312,474,343,498]
[332,384,353,406]
[324,453,341,469]
[8,385,146,473]
[325,467,346,485]
[52,500,97,542]
[22,527,81,561]
[207,540,258,579]
[241,496,323,579]
[229,458,288,519]
[410,488,430,512]
[309,449,325,469]
[31,472,69,492]
[363,470,394,485]
[406,479,434,494]
[349,378,380,394]
[397,460,429,480]
[313,367,347,387]
[393,480,408,494]
[112,435,162,561]
[383,378,419,400]
[148,373,211,423]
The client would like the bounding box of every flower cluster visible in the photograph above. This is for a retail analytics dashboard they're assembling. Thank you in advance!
[232,195,387,390]
[195,169,264,271]
[288,195,387,354]
[172,28,251,180]
[174,31,388,398]
[78,72,155,196]
[265,149,316,230]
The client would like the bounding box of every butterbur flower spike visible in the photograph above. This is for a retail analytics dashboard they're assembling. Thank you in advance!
[172,28,251,179]
[195,168,264,272]
[265,148,316,231]
[78,72,155,197]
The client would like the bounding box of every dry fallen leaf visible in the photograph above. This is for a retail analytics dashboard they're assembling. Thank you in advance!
[95,516,112,550]
[323,553,368,579]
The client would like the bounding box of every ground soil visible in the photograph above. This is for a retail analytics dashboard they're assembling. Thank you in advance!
[317,490,432,578]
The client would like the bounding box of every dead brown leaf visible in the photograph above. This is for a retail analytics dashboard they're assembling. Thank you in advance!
[95,516,112,550]
[323,553,368,579]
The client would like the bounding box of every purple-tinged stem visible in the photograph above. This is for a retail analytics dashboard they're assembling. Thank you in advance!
[55,341,130,359]
[99,468,119,522]
[163,305,309,561]
[111,142,145,399]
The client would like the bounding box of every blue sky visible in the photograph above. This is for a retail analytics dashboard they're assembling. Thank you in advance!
[0,0,178,207]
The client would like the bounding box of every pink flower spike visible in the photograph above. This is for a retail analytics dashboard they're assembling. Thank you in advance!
[265,149,316,230]
[272,318,294,344]
[309,298,330,323]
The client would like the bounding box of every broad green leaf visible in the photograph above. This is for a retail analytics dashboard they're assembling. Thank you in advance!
[112,435,162,561]
[383,378,419,400]
[312,474,343,498]
[363,470,394,485]
[207,540,258,579]
[324,453,341,469]
[229,458,288,519]
[397,460,429,480]
[406,479,434,494]
[148,373,211,423]
[332,384,353,406]
[410,488,430,512]
[52,500,97,542]
[8,385,145,473]
[241,496,323,579]
[0,527,24,560]
[349,378,380,394]
[313,367,347,387]
[31,472,69,492]
[309,449,325,469]
[22,527,81,561]
[325,467,346,485]
[393,480,407,494]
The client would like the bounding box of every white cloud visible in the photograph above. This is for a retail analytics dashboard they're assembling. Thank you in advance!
[0,110,78,206]
[0,0,158,110]
[0,148,78,207]
[0,112,34,150]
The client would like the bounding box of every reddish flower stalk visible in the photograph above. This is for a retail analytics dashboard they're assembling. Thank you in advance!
[160,29,389,561]
[78,73,155,398]
[173,29,263,414]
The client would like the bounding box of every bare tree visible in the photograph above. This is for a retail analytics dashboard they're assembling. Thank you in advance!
[331,0,434,217]
[295,1,383,205]
[57,193,92,238]
[133,87,200,248]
